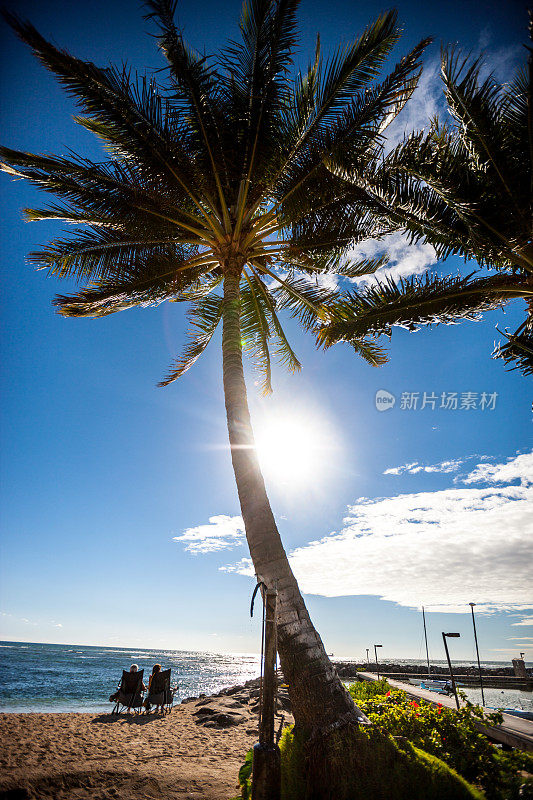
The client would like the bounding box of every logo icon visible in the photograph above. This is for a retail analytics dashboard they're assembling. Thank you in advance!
[375,389,396,412]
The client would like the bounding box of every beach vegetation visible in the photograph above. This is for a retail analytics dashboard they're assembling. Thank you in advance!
[241,723,485,799]
[349,676,392,699]
[234,687,533,799]
[346,683,533,800]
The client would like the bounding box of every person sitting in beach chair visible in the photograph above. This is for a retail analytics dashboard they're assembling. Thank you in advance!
[143,664,176,714]
[109,664,146,715]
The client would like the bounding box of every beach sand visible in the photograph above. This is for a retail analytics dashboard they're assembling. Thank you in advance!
[0,685,293,799]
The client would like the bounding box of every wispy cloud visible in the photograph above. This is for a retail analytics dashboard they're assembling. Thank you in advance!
[512,617,533,627]
[507,637,533,641]
[384,56,442,151]
[460,452,533,487]
[221,452,533,614]
[173,515,245,554]
[220,556,254,576]
[384,459,463,476]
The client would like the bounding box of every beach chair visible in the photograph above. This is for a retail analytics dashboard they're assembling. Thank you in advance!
[144,669,176,714]
[111,669,145,715]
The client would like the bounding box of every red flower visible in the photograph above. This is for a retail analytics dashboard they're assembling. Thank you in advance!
[410,701,419,708]
[386,691,391,697]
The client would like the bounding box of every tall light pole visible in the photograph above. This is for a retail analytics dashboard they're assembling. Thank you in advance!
[469,603,485,706]
[442,632,461,710]
[422,606,431,678]
[374,644,383,680]
[366,648,370,665]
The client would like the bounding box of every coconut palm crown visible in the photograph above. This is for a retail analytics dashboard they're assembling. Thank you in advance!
[2,1,429,389]
[317,22,533,375]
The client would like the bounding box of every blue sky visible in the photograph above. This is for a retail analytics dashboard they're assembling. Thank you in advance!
[1,0,531,664]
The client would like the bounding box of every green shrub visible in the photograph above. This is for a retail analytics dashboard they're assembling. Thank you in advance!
[277,724,484,800]
[348,683,533,800]
[349,677,392,699]
[230,748,252,800]
[233,686,533,799]
[279,726,307,799]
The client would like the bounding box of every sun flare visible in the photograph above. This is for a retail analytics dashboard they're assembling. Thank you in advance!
[255,412,335,487]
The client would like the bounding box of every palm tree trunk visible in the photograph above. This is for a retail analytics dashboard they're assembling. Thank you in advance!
[221,265,361,732]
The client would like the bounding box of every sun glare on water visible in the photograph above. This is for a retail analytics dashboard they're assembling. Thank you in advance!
[254,412,335,488]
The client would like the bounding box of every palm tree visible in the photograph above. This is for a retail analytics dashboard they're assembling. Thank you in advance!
[1,0,430,736]
[317,22,533,375]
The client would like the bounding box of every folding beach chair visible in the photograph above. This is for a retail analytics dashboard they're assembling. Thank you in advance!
[144,668,176,714]
[111,669,145,715]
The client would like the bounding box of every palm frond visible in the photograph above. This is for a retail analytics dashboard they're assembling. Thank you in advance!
[28,229,198,282]
[0,146,212,244]
[144,0,231,223]
[269,271,339,331]
[241,272,273,393]
[317,271,532,346]
[3,13,220,226]
[493,319,533,377]
[261,10,402,203]
[248,267,301,372]
[349,336,389,366]
[158,292,223,385]
[53,250,214,316]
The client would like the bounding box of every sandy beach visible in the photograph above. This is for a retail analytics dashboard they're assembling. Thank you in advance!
[0,683,292,799]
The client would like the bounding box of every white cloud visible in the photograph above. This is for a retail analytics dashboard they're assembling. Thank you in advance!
[384,459,463,476]
[477,40,522,83]
[507,637,533,641]
[173,515,245,554]
[220,556,254,576]
[221,452,533,614]
[285,484,532,613]
[512,617,533,627]
[461,453,533,487]
[348,231,438,285]
[384,57,442,151]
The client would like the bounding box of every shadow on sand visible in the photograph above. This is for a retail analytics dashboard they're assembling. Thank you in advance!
[91,711,167,725]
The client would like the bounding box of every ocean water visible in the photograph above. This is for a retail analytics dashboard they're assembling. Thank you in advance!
[0,641,260,713]
[0,642,531,714]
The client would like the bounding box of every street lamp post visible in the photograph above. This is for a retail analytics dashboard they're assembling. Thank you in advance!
[374,644,383,680]
[442,632,461,710]
[366,648,370,665]
[469,603,485,706]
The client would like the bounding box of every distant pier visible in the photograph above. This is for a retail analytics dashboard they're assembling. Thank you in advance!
[333,662,533,691]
